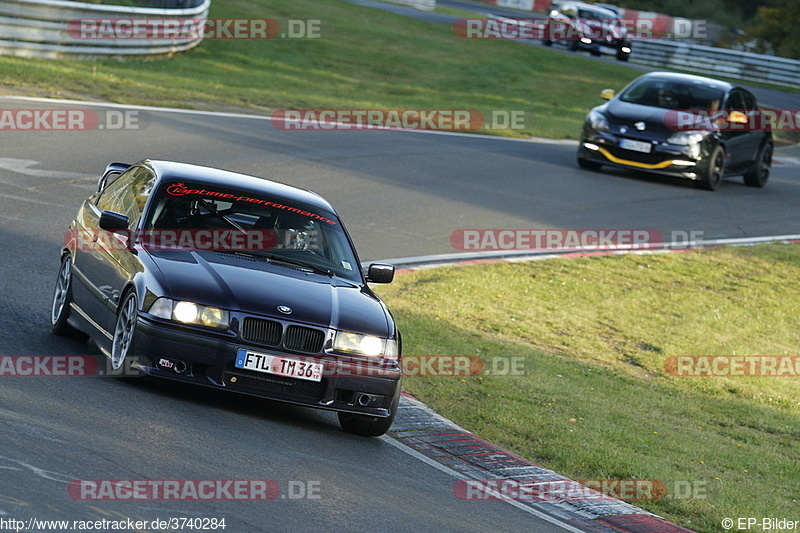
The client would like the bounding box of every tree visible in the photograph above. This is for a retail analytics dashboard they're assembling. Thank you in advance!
[752,0,800,59]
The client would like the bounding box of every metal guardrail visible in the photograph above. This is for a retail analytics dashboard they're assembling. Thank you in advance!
[0,0,211,59]
[485,14,800,89]
[630,40,800,89]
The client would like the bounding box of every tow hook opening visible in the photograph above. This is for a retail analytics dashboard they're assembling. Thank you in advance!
[157,357,190,374]
[355,392,384,408]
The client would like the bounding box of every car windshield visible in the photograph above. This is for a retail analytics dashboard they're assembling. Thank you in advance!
[142,181,362,282]
[619,78,725,111]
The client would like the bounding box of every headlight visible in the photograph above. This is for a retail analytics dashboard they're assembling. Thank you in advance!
[667,131,707,146]
[333,331,397,358]
[148,298,229,330]
[174,301,199,323]
[588,110,609,132]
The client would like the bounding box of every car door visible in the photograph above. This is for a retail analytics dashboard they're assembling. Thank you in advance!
[70,169,133,333]
[721,89,760,172]
[101,166,156,318]
[738,90,763,164]
[74,166,155,333]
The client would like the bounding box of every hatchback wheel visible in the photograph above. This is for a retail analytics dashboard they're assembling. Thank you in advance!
[742,140,772,188]
[697,146,725,191]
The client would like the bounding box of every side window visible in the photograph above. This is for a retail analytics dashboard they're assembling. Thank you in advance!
[96,167,155,228]
[725,90,746,112]
[741,91,756,111]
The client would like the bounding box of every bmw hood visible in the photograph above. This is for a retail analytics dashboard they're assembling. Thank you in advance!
[144,250,391,338]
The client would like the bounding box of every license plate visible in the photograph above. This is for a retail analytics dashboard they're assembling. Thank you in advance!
[235,349,323,382]
[620,139,652,153]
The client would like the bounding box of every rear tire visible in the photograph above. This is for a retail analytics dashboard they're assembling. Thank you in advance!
[697,145,725,191]
[742,140,772,188]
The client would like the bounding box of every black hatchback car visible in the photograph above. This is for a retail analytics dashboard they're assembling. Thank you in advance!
[577,72,773,190]
[543,2,631,61]
[51,160,401,436]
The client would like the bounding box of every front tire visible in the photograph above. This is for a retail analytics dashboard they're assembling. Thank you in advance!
[338,394,399,437]
[742,140,772,188]
[697,145,725,191]
[51,255,80,336]
[616,49,630,61]
[111,291,138,372]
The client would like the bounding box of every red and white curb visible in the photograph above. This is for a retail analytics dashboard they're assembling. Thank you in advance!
[385,394,693,533]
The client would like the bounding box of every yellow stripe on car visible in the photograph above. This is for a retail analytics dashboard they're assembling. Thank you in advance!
[597,147,678,170]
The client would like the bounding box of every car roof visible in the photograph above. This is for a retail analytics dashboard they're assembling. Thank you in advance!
[141,159,337,213]
[594,3,620,11]
[633,71,736,92]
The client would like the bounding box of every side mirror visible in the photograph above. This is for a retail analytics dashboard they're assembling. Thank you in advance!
[365,263,395,284]
[97,162,131,192]
[600,89,615,100]
[727,111,749,124]
[99,211,129,232]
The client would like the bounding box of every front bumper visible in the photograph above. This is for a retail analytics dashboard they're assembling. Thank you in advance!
[578,130,711,180]
[131,315,402,418]
[577,38,630,56]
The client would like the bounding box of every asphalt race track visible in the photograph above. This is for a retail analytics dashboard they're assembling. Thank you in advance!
[0,96,798,532]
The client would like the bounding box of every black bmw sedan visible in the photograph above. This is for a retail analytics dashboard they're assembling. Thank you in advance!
[51,160,401,436]
[577,72,773,190]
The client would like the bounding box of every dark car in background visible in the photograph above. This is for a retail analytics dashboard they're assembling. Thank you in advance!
[51,160,401,436]
[543,1,631,61]
[577,72,773,190]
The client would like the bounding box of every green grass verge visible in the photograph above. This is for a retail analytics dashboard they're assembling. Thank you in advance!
[0,0,644,139]
[376,243,800,533]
